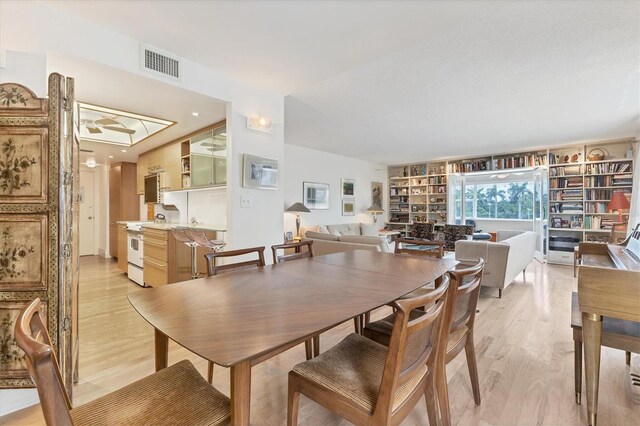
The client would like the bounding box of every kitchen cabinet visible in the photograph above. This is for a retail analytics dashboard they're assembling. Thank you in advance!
[117,224,128,272]
[109,163,139,258]
[163,142,182,190]
[190,125,227,187]
[142,228,193,286]
[136,155,148,194]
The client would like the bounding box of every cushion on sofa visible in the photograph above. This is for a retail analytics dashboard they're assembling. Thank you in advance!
[360,223,378,236]
[305,231,340,241]
[340,230,357,236]
[338,235,390,252]
[327,224,350,235]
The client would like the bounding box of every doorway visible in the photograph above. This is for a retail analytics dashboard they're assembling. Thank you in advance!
[79,170,95,256]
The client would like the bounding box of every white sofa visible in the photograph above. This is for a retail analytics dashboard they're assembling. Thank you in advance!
[454,230,537,298]
[301,223,392,256]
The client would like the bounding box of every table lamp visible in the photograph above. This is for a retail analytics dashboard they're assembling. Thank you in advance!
[366,205,384,226]
[607,192,630,223]
[286,202,310,239]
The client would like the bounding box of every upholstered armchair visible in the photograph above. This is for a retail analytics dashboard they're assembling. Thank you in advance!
[410,222,435,240]
[443,224,474,251]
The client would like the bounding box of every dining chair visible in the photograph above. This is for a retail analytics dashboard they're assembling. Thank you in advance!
[271,240,318,361]
[353,237,445,335]
[204,246,266,276]
[287,275,450,426]
[271,240,314,264]
[363,259,485,425]
[202,246,266,382]
[14,298,230,426]
[443,224,474,251]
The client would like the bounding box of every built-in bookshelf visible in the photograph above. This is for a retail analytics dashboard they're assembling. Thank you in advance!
[387,162,448,236]
[387,139,635,262]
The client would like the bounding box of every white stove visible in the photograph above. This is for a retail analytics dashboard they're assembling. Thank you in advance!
[126,222,146,286]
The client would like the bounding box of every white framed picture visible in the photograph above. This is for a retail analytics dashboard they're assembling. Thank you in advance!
[243,154,278,190]
[342,199,355,216]
[303,182,329,210]
[341,178,355,198]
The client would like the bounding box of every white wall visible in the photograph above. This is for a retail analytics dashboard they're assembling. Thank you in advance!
[283,144,387,233]
[0,50,46,96]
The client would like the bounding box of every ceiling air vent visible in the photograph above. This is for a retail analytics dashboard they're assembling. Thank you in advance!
[140,44,181,81]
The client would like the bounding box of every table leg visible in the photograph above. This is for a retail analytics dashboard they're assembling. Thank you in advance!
[582,312,602,426]
[231,360,252,426]
[154,328,168,372]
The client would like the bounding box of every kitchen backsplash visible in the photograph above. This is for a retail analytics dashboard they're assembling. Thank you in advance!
[161,188,227,226]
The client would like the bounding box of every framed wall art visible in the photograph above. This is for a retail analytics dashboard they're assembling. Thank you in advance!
[243,154,278,190]
[371,181,383,208]
[341,178,355,198]
[303,182,329,210]
[342,199,355,216]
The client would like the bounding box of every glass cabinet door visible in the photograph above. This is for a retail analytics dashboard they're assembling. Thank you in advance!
[189,125,227,187]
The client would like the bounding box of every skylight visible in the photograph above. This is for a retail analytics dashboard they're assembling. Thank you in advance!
[77,102,175,146]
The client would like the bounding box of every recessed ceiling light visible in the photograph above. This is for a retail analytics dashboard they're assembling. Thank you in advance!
[192,112,199,117]
[108,155,114,159]
[86,158,97,168]
[121,149,127,153]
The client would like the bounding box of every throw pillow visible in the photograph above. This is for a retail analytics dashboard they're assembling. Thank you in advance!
[360,223,378,236]
[317,225,330,234]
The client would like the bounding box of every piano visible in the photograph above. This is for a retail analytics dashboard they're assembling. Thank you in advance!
[577,223,640,425]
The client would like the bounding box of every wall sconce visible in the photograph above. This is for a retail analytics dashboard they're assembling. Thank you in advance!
[247,116,273,133]
[86,158,97,168]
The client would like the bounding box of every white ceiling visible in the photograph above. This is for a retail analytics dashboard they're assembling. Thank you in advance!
[47,53,226,167]
[45,1,639,165]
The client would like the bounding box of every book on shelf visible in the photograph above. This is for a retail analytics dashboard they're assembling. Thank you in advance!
[585,162,631,174]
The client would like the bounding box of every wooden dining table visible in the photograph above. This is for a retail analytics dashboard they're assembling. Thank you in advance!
[128,250,457,425]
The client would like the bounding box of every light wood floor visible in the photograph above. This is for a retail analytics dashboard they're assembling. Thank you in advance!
[2,256,639,425]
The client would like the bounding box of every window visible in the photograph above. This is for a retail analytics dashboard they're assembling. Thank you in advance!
[464,181,534,220]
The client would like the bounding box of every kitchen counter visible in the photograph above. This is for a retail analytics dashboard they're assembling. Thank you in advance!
[116,220,152,225]
[141,223,227,232]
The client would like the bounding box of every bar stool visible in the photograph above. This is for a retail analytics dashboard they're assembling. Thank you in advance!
[171,228,202,280]
[186,229,226,254]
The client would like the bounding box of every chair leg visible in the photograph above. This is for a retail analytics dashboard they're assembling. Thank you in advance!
[575,340,582,405]
[626,351,631,366]
[287,378,301,426]
[364,311,371,327]
[304,340,313,361]
[424,371,439,426]
[313,335,320,357]
[436,358,451,426]
[464,336,481,405]
[498,289,502,299]
[522,268,526,280]
[207,361,214,383]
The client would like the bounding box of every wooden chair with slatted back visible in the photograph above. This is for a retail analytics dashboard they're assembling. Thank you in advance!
[353,237,446,336]
[394,237,444,258]
[14,298,230,426]
[287,275,451,426]
[204,246,266,276]
[271,240,314,264]
[271,240,317,361]
[202,246,266,382]
[363,258,485,425]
